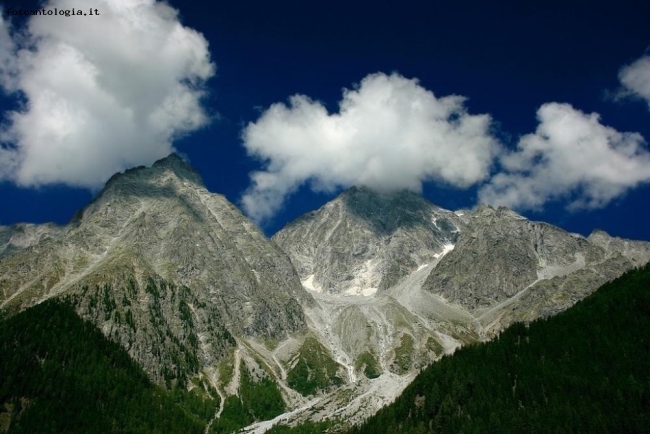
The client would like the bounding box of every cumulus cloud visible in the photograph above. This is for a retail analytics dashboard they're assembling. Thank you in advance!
[0,0,214,188]
[479,103,650,210]
[240,72,501,222]
[618,54,650,108]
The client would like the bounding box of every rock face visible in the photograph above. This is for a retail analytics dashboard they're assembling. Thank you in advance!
[273,186,465,295]
[424,205,650,331]
[274,188,650,379]
[0,155,308,386]
[0,223,63,257]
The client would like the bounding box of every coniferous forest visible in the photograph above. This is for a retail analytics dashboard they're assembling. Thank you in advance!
[347,264,650,434]
[0,300,210,433]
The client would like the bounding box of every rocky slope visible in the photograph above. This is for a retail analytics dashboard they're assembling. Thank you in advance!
[0,155,310,389]
[269,187,650,429]
[273,186,465,296]
[425,204,650,334]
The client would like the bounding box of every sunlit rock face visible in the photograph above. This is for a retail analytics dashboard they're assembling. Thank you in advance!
[273,186,464,296]
[423,204,650,333]
[0,154,309,386]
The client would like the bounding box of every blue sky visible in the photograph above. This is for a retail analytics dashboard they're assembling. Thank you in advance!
[1,0,649,239]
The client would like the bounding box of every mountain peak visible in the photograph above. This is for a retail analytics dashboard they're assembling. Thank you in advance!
[152,153,191,170]
[340,185,420,200]
[102,153,204,191]
[335,186,443,236]
[72,154,205,224]
[274,185,465,294]
[149,153,204,185]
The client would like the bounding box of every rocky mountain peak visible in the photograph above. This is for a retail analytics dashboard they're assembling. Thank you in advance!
[274,187,463,295]
[0,156,309,386]
[472,203,527,221]
[151,154,204,184]
[101,153,203,194]
[337,186,441,236]
[75,154,205,223]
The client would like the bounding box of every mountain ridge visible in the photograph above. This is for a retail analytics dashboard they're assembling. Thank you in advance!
[1,155,649,432]
[0,154,310,390]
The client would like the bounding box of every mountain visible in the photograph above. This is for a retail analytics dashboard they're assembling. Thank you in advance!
[424,204,650,334]
[346,263,650,433]
[1,160,649,433]
[275,188,650,336]
[273,186,464,296]
[0,155,309,391]
[270,186,650,427]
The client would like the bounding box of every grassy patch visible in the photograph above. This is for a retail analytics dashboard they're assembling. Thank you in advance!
[287,337,344,396]
[264,337,280,351]
[426,336,444,356]
[217,349,234,387]
[393,333,414,373]
[355,351,382,379]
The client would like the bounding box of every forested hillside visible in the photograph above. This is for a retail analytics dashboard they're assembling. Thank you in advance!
[350,264,650,433]
[0,299,214,433]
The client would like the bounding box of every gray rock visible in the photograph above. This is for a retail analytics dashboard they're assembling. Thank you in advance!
[0,154,309,386]
[273,186,464,295]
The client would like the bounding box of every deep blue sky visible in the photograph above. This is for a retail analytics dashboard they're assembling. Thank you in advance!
[1,0,649,240]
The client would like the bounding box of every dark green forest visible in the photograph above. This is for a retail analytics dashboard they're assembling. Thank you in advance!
[0,299,212,433]
[0,296,289,434]
[348,264,650,434]
[209,363,285,433]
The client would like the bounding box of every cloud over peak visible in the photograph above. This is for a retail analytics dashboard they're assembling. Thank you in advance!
[0,0,214,188]
[241,72,501,223]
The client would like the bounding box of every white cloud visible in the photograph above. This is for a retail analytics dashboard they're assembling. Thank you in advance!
[0,12,17,89]
[618,54,650,108]
[479,103,650,210]
[240,72,501,222]
[0,0,214,188]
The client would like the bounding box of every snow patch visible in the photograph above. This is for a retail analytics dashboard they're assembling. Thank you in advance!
[431,215,441,230]
[454,211,464,216]
[301,274,323,293]
[433,243,455,259]
[416,263,429,271]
